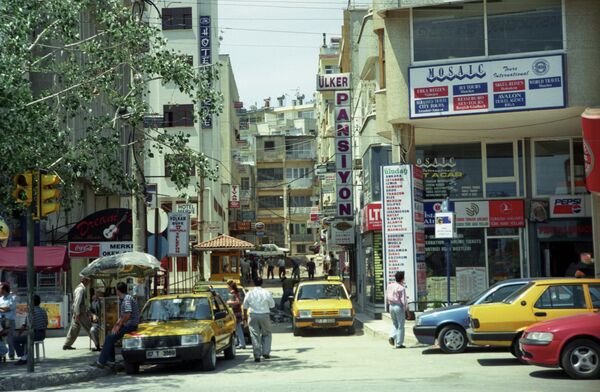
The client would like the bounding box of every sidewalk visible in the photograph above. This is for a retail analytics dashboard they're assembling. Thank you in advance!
[0,336,113,391]
[355,313,419,346]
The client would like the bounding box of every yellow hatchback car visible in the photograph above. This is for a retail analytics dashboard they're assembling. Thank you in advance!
[467,278,600,359]
[291,277,355,336]
[121,291,237,374]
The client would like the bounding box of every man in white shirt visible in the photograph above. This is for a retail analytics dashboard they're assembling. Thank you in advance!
[278,257,286,279]
[243,278,275,362]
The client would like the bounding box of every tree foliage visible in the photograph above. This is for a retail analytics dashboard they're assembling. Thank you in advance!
[0,0,222,216]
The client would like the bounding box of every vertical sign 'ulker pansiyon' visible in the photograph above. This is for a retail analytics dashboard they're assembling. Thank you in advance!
[335,91,353,218]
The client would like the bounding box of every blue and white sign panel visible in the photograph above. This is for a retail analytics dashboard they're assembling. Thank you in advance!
[199,16,211,65]
[409,54,566,119]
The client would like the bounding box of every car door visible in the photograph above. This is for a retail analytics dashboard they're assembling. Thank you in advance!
[212,296,233,349]
[532,284,589,323]
[585,283,600,312]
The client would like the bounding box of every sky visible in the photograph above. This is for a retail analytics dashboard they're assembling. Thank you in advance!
[218,0,353,109]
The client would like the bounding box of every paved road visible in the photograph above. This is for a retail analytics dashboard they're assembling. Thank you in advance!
[40,324,598,392]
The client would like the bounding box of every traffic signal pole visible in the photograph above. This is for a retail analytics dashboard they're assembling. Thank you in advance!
[26,196,35,372]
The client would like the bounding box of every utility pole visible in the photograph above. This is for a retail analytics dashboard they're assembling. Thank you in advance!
[26,202,34,373]
[131,124,147,252]
[198,176,205,281]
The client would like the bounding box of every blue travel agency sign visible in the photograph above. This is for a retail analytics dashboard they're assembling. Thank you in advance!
[408,54,566,119]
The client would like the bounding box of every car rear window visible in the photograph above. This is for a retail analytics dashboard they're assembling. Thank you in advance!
[502,282,535,304]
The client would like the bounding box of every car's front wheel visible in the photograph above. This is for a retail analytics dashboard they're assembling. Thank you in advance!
[224,335,236,360]
[438,325,467,354]
[292,319,302,336]
[510,334,527,363]
[560,338,600,379]
[201,341,217,371]
[124,361,140,375]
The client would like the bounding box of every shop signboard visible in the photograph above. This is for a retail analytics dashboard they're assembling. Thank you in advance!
[409,54,566,119]
[167,212,190,257]
[424,201,455,228]
[361,203,382,232]
[229,185,240,209]
[68,208,132,243]
[381,165,425,302]
[582,108,600,194]
[434,212,455,239]
[316,72,350,91]
[489,200,525,227]
[176,203,197,218]
[454,201,489,227]
[330,220,355,245]
[549,195,591,218]
[335,91,353,218]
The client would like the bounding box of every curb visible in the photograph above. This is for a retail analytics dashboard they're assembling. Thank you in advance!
[355,314,419,345]
[0,366,114,391]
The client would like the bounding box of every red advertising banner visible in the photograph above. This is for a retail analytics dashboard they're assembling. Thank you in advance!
[489,200,525,228]
[68,242,100,258]
[414,86,448,99]
[493,80,525,92]
[362,203,382,232]
[582,108,600,194]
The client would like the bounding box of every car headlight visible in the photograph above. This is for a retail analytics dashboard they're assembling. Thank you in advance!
[298,310,312,318]
[524,332,554,344]
[181,334,201,346]
[415,315,422,326]
[122,337,142,350]
[339,309,352,317]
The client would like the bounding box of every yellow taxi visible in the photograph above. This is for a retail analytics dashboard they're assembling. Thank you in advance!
[467,278,600,359]
[121,291,237,374]
[193,280,249,338]
[291,277,355,336]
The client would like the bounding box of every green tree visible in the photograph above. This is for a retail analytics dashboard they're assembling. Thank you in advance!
[0,0,221,217]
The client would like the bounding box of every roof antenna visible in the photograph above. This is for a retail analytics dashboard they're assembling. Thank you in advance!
[322,33,327,48]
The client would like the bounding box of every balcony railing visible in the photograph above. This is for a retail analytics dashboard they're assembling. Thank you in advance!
[288,178,314,189]
[290,234,313,242]
[289,206,312,215]
[257,150,284,162]
[286,150,316,160]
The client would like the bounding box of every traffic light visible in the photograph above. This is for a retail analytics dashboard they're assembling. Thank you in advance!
[12,172,34,206]
[38,172,61,218]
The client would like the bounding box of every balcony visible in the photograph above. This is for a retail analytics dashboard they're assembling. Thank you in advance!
[257,150,284,163]
[288,178,314,189]
[289,206,312,215]
[286,150,316,161]
[290,234,313,242]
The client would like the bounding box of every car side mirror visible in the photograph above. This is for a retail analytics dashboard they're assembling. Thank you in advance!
[214,311,227,320]
[520,300,527,306]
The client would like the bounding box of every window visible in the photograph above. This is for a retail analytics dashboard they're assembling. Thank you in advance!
[290,223,308,235]
[163,104,194,127]
[264,141,275,151]
[589,285,600,309]
[324,65,334,74]
[487,237,521,284]
[533,139,571,196]
[484,142,518,198]
[412,0,563,62]
[258,196,283,209]
[376,29,386,88]
[413,2,485,62]
[487,0,562,56]
[241,177,250,190]
[286,167,310,180]
[290,196,311,207]
[481,284,526,304]
[535,285,586,309]
[162,7,193,30]
[296,244,307,253]
[257,168,283,181]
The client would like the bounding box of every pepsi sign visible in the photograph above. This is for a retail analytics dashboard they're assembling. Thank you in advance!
[550,196,585,218]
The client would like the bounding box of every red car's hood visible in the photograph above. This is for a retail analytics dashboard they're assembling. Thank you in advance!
[526,312,600,333]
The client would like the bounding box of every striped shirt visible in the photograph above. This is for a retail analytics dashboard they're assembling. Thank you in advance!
[30,306,49,331]
[120,294,140,327]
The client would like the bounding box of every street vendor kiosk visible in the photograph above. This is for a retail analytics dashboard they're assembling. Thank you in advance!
[194,235,255,282]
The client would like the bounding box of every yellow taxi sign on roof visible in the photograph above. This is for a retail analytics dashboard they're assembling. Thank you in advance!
[327,276,342,281]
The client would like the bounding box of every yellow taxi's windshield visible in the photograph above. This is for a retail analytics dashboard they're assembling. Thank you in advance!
[141,297,212,322]
[297,284,348,300]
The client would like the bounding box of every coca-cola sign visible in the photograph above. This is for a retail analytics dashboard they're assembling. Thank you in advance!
[68,208,132,242]
[68,243,100,258]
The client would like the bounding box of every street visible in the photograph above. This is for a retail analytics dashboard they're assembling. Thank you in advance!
[40,324,599,392]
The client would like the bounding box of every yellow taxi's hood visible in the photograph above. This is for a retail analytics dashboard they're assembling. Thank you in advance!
[125,320,212,338]
[295,298,353,310]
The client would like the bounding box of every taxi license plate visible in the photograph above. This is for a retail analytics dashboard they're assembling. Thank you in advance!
[146,349,176,359]
[315,318,334,324]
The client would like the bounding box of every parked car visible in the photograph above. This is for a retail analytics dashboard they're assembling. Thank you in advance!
[193,280,249,339]
[414,278,532,353]
[520,312,600,379]
[292,276,355,336]
[121,290,237,374]
[467,278,600,360]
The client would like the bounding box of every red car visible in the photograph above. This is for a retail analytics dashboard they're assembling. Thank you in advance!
[520,313,600,379]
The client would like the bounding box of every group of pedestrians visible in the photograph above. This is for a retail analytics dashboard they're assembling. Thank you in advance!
[0,283,49,365]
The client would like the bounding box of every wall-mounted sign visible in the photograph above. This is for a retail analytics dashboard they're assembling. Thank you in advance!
[199,15,212,129]
[361,203,382,232]
[316,73,350,91]
[454,201,490,228]
[381,165,425,301]
[68,209,132,243]
[167,212,190,257]
[489,200,524,228]
[409,54,566,119]
[330,220,354,245]
[549,196,589,218]
[176,203,197,218]
[229,185,240,209]
[582,108,600,194]
[335,91,353,218]
[434,212,455,239]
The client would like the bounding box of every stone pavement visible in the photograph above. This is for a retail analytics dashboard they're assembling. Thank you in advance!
[355,312,420,346]
[0,336,113,391]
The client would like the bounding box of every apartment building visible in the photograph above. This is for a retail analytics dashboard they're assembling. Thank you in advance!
[345,0,600,315]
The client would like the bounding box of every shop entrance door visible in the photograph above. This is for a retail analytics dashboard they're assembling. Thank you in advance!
[539,242,592,277]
